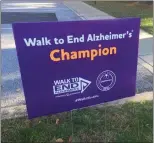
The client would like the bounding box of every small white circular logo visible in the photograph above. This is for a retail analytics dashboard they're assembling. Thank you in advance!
[96,70,116,91]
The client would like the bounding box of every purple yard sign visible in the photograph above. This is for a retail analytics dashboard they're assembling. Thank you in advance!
[12,18,140,119]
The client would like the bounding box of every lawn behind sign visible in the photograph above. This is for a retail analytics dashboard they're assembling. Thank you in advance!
[85,1,153,34]
[2,101,152,142]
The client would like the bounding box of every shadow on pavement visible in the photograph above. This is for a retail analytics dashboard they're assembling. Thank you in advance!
[2,12,58,24]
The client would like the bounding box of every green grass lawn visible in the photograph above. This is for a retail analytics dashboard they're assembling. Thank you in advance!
[2,101,153,142]
[85,1,153,34]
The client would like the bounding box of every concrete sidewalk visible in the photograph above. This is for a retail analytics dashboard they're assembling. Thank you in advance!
[64,1,153,73]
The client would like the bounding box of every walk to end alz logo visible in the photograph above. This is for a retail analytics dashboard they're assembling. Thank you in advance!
[53,77,91,96]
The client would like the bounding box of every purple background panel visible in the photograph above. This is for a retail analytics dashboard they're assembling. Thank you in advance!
[12,18,140,119]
